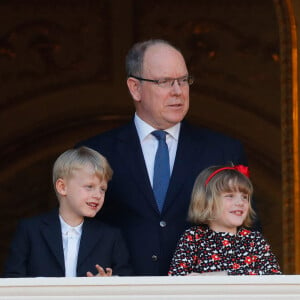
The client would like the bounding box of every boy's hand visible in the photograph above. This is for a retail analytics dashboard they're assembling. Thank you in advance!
[86,264,112,277]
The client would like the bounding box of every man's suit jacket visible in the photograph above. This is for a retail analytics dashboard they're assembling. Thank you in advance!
[76,120,249,276]
[3,209,132,277]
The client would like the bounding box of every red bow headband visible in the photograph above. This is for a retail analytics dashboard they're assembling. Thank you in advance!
[205,165,250,186]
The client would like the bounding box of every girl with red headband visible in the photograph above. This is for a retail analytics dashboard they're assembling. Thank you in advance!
[168,164,281,276]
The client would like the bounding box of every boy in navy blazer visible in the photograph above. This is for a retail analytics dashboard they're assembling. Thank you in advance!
[3,147,132,277]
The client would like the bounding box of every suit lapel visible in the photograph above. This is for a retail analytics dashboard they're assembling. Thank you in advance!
[116,122,160,214]
[77,218,102,267]
[41,209,65,272]
[162,122,201,213]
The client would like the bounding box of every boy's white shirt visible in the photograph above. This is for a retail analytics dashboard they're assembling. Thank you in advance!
[59,215,83,277]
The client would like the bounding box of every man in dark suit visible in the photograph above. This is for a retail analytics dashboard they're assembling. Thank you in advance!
[76,39,252,276]
[3,147,132,277]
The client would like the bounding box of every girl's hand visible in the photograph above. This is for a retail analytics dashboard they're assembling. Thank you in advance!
[86,264,113,277]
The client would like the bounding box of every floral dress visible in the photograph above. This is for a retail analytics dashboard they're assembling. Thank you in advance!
[168,225,281,276]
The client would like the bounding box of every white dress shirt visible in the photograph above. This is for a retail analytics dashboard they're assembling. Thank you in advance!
[134,113,180,186]
[59,216,83,277]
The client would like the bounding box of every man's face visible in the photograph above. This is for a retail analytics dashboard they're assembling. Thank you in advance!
[133,44,190,129]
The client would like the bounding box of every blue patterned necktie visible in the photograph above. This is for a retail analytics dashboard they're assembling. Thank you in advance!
[152,130,170,212]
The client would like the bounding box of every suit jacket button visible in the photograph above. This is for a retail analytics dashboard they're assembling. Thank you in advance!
[160,221,167,227]
[152,255,158,262]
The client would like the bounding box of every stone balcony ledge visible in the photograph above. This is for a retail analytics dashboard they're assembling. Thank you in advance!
[0,275,299,299]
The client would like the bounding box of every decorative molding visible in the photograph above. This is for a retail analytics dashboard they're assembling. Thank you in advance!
[274,0,299,274]
[0,0,111,110]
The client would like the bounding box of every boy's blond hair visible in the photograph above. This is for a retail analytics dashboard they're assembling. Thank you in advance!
[188,165,255,228]
[53,147,113,197]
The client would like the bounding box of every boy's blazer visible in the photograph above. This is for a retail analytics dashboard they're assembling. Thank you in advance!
[3,209,132,277]
[76,120,252,275]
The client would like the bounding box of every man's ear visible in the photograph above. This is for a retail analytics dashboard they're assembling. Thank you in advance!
[127,77,142,102]
[55,178,67,196]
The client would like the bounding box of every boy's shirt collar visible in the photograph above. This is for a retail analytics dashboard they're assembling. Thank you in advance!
[59,215,83,236]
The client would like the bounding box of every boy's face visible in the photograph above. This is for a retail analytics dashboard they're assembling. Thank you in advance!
[209,190,249,234]
[57,166,107,225]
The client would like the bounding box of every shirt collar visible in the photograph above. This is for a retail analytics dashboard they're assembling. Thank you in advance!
[134,113,181,141]
[59,215,83,236]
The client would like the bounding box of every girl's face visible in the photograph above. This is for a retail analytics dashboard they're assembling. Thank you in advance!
[209,190,250,234]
